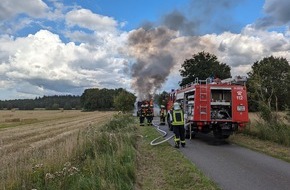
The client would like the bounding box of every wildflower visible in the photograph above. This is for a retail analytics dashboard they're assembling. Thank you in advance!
[32,163,43,171]
[45,173,55,180]
[54,171,63,177]
[64,162,71,167]
[68,166,79,176]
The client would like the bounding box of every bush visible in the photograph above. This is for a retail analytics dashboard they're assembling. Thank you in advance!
[243,121,290,147]
[102,114,136,132]
[258,102,273,123]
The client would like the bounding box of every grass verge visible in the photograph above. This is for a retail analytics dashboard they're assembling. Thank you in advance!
[6,114,219,190]
[135,125,219,190]
[6,114,137,190]
[229,133,290,163]
[242,121,290,147]
[229,113,290,163]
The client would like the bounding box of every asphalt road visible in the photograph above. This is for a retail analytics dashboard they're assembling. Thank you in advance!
[152,118,290,190]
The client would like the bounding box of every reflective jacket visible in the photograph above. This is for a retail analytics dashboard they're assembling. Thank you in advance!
[141,108,146,117]
[171,109,184,125]
[146,108,153,117]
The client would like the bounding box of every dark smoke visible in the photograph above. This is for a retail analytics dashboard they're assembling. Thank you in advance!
[254,0,290,29]
[128,27,176,100]
[188,0,244,34]
[161,10,199,36]
[127,0,243,100]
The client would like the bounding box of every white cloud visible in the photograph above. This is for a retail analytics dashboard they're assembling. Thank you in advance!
[45,1,66,21]
[196,27,290,76]
[286,27,290,37]
[0,0,48,20]
[65,9,118,32]
[124,23,290,99]
[0,0,65,35]
[3,24,289,100]
[1,1,290,100]
[0,29,130,99]
[142,25,290,86]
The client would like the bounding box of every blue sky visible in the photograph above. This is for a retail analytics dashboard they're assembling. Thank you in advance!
[77,0,189,29]
[0,0,290,100]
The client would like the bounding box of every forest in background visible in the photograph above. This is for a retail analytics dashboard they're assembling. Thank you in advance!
[0,88,136,111]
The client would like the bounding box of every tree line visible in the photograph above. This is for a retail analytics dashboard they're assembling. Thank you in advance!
[0,95,82,110]
[0,88,136,112]
[157,51,290,113]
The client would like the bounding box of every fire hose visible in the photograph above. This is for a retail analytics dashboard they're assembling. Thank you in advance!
[150,122,174,146]
[150,122,193,146]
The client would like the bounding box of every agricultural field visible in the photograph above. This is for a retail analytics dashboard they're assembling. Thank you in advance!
[0,110,115,189]
[2,110,289,189]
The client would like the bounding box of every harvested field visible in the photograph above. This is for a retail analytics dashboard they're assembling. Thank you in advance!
[0,110,115,189]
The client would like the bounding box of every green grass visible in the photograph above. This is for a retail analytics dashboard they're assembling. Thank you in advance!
[10,114,138,190]
[136,125,220,190]
[229,115,290,163]
[227,112,290,163]
[8,114,219,190]
[230,133,290,163]
[242,121,290,147]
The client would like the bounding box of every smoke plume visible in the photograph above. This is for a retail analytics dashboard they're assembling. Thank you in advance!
[254,0,290,29]
[127,27,177,100]
[127,0,244,100]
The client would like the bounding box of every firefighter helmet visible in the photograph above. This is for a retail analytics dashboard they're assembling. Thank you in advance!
[173,102,181,110]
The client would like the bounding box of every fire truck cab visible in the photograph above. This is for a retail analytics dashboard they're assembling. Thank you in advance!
[168,77,248,139]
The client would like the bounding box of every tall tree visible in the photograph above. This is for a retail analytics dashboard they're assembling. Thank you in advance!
[247,56,290,111]
[179,51,231,86]
[154,91,169,107]
[81,88,116,111]
[113,90,136,112]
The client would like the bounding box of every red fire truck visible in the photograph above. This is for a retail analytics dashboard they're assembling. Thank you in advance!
[167,77,249,139]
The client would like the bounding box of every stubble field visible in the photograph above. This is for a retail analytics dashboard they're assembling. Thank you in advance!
[0,110,114,189]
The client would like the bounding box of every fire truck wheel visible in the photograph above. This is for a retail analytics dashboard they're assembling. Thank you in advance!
[222,135,230,139]
[213,131,230,139]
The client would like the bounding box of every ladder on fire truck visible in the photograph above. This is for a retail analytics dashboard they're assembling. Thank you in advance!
[195,78,211,121]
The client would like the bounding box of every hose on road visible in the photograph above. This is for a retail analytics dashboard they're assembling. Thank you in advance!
[150,122,174,146]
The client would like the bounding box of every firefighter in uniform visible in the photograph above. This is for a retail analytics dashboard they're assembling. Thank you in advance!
[159,105,166,125]
[146,104,153,126]
[170,102,186,148]
[139,104,146,126]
